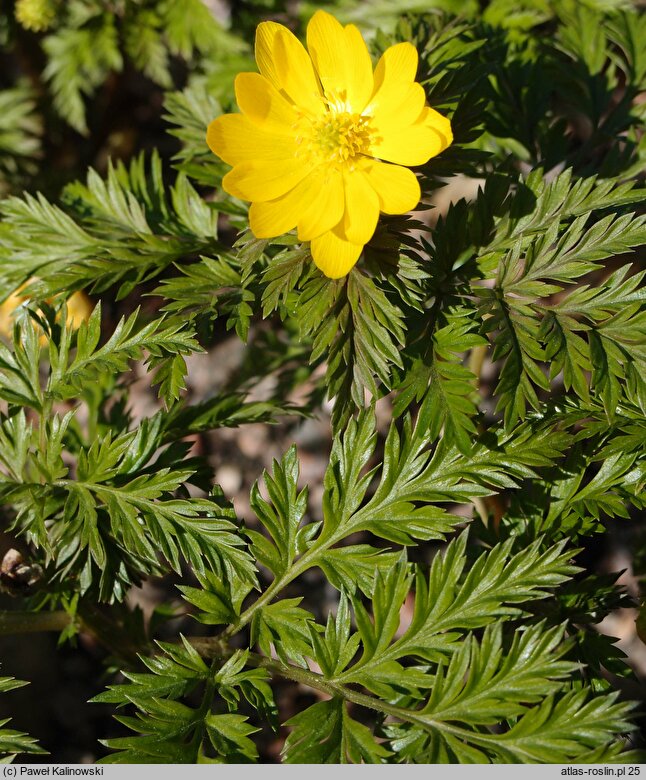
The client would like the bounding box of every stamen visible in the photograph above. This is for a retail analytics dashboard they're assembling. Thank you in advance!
[295,107,375,167]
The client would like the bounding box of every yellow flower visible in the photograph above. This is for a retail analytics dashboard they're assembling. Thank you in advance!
[0,284,93,339]
[206,10,452,279]
[15,0,56,32]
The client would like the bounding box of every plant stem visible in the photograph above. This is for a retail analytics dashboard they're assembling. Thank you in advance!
[0,609,71,634]
[186,641,506,753]
[468,344,488,389]
[0,605,143,664]
[218,544,322,641]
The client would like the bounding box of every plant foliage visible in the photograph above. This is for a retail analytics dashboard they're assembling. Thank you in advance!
[0,0,644,765]
[0,676,45,761]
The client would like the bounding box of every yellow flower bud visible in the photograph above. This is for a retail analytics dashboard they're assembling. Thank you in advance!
[0,282,93,340]
[14,0,56,32]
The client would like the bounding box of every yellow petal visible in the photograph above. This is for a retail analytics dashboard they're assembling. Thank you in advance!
[311,225,363,278]
[368,81,426,131]
[297,168,344,240]
[235,72,298,131]
[343,24,374,111]
[255,22,324,116]
[67,292,93,328]
[249,171,323,238]
[0,289,25,336]
[274,29,325,115]
[372,42,418,93]
[255,21,285,90]
[424,106,454,147]
[306,10,373,113]
[366,42,425,131]
[207,113,297,166]
[223,159,309,202]
[0,285,92,338]
[343,169,379,245]
[370,107,452,166]
[360,159,420,214]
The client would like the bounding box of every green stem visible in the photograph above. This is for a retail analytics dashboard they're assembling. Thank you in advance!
[219,543,323,641]
[0,609,71,634]
[0,605,144,664]
[38,398,53,470]
[187,642,514,755]
[468,344,488,389]
[218,488,424,645]
[217,426,431,644]
[219,510,375,642]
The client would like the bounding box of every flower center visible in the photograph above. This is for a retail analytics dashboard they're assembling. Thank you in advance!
[297,110,374,167]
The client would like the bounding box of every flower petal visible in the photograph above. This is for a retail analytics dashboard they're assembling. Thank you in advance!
[368,81,426,131]
[235,72,298,131]
[250,166,345,240]
[306,10,373,113]
[372,42,418,93]
[423,106,453,147]
[342,24,374,111]
[255,22,325,116]
[67,292,93,328]
[370,107,452,166]
[297,168,344,240]
[366,42,425,131]
[249,171,323,238]
[207,113,297,166]
[311,225,363,278]
[343,169,380,245]
[274,29,325,116]
[223,159,308,202]
[360,159,420,214]
[255,21,284,90]
[0,289,25,336]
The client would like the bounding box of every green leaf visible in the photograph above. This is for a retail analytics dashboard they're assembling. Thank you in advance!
[0,154,222,299]
[163,83,225,186]
[318,545,401,596]
[420,623,575,724]
[0,87,42,191]
[246,446,309,578]
[49,304,202,400]
[97,640,266,763]
[283,699,390,764]
[123,9,171,88]
[334,533,575,693]
[251,599,316,668]
[0,677,46,759]
[295,270,406,430]
[308,595,360,679]
[204,714,259,762]
[212,651,277,724]
[43,15,122,135]
[485,690,635,762]
[92,638,207,707]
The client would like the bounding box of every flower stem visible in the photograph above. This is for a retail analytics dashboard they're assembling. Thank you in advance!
[0,609,71,634]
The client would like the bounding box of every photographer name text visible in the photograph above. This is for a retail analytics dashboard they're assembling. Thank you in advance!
[18,770,104,776]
